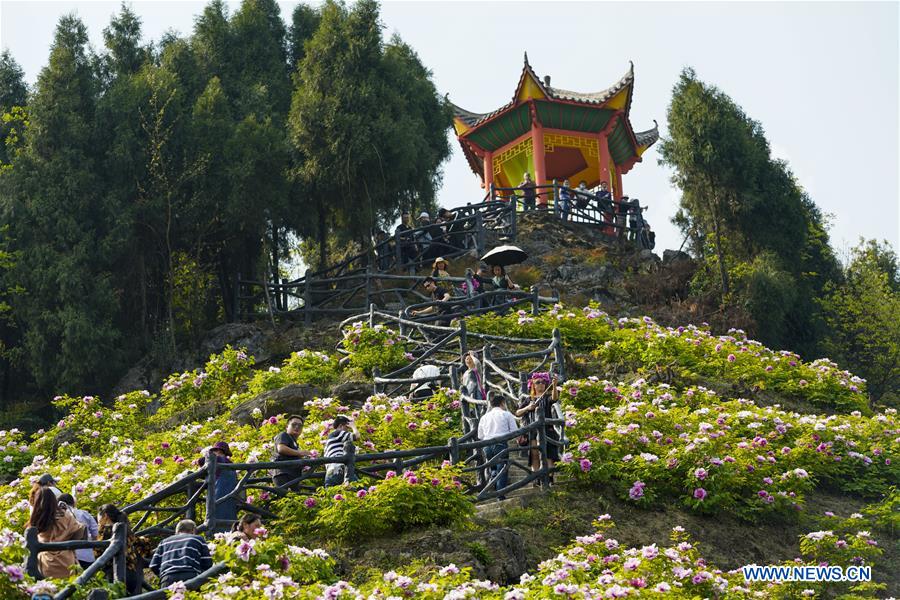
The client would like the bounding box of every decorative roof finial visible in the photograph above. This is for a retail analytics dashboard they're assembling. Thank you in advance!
[524,51,530,66]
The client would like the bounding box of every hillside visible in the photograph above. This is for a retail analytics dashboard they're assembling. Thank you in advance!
[0,298,896,599]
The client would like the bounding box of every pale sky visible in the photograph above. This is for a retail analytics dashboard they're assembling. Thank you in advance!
[1,0,898,260]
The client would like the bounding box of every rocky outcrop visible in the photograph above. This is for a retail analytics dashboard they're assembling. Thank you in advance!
[330,380,373,409]
[200,323,271,365]
[345,527,528,586]
[229,384,320,425]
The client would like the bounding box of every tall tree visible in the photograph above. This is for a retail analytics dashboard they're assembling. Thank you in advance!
[288,4,321,69]
[0,51,28,168]
[0,50,27,111]
[4,15,122,393]
[820,240,900,406]
[289,0,450,268]
[230,0,290,116]
[101,3,149,82]
[660,68,771,297]
[660,68,841,355]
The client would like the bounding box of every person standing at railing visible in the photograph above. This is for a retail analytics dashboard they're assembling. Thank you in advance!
[272,415,313,491]
[628,200,646,246]
[323,416,359,487]
[515,373,561,482]
[477,395,519,499]
[27,487,86,579]
[438,208,466,251]
[414,212,434,259]
[96,504,153,595]
[557,179,573,222]
[148,519,213,589]
[614,196,630,238]
[595,181,614,227]
[518,172,536,211]
[461,352,486,401]
[490,265,519,293]
[395,212,416,265]
[57,493,97,570]
[574,181,591,212]
[198,442,238,529]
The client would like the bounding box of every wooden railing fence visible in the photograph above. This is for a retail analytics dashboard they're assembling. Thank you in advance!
[236,183,652,321]
[26,313,568,598]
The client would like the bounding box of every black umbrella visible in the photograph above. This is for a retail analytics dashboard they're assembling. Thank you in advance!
[480,245,528,266]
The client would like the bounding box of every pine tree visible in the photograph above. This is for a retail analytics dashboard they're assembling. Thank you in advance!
[289,0,450,268]
[6,15,122,393]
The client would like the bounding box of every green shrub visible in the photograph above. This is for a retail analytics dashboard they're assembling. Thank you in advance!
[246,349,342,394]
[341,322,409,375]
[274,465,472,543]
[152,346,255,423]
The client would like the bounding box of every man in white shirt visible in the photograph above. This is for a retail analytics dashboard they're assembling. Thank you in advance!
[477,396,519,498]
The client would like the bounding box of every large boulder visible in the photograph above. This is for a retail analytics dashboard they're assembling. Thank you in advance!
[329,380,373,409]
[662,249,693,265]
[110,356,164,398]
[229,384,320,425]
[199,322,271,365]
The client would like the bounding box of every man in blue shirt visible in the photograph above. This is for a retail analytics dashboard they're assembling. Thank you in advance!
[149,520,213,588]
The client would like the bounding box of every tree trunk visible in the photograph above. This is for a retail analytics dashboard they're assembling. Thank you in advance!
[165,197,177,356]
[139,251,148,348]
[317,207,328,271]
[710,193,730,300]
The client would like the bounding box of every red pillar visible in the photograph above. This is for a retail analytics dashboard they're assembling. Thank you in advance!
[483,150,494,195]
[614,167,624,200]
[531,124,547,206]
[597,133,611,188]
[597,133,614,234]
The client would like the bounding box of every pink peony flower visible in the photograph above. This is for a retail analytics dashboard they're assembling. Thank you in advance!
[693,488,707,500]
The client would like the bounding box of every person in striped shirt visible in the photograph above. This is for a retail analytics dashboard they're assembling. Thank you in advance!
[148,520,212,588]
[323,416,358,487]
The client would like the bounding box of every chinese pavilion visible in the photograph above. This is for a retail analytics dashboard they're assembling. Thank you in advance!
[451,55,658,202]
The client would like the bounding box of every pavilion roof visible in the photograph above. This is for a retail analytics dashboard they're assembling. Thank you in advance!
[451,55,657,175]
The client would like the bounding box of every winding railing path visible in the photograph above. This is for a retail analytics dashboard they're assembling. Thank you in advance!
[26,306,569,599]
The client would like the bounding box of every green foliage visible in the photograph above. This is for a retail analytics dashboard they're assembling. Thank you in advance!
[171,251,218,347]
[468,303,611,352]
[0,428,31,482]
[341,321,409,375]
[274,466,472,543]
[560,374,896,518]
[2,14,125,394]
[198,532,335,594]
[289,0,451,267]
[299,391,461,453]
[860,487,899,534]
[659,68,840,357]
[820,240,900,406]
[472,305,869,413]
[246,349,342,393]
[152,346,254,423]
